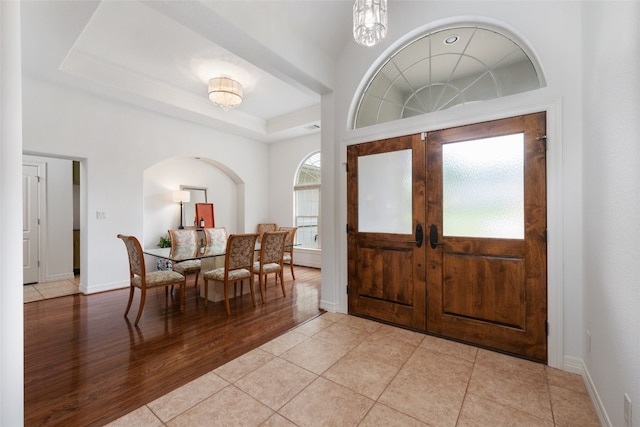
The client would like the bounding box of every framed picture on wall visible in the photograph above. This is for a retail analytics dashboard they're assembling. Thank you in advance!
[195,203,214,228]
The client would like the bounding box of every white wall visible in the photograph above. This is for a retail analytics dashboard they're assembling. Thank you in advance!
[23,155,74,282]
[269,133,319,226]
[1,2,25,423]
[582,2,640,427]
[269,132,321,268]
[22,77,269,294]
[144,157,238,248]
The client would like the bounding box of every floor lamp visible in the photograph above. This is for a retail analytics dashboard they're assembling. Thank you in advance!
[173,190,190,229]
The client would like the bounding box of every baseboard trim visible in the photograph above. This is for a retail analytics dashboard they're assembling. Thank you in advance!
[564,356,612,427]
[81,280,128,295]
[319,299,339,313]
[44,272,75,282]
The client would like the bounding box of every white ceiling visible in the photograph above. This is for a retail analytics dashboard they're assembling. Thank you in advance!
[20,1,354,143]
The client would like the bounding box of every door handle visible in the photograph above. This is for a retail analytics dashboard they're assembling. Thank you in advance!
[429,224,445,249]
[406,224,424,248]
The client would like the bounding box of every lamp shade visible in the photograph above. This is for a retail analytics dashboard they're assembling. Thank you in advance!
[353,0,387,47]
[208,77,243,111]
[173,190,190,203]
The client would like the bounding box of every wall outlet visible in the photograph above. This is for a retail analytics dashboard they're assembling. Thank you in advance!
[624,393,632,427]
[586,330,591,353]
[96,210,107,220]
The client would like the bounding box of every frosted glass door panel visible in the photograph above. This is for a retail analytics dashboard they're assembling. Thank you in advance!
[358,149,412,233]
[443,134,524,239]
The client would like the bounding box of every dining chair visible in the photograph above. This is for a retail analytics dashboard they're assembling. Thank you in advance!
[202,233,259,315]
[256,223,277,243]
[168,229,201,289]
[278,226,298,280]
[117,234,185,326]
[203,227,227,246]
[253,230,288,303]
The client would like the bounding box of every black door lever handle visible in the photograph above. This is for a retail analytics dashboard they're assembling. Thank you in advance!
[429,224,445,249]
[406,224,425,248]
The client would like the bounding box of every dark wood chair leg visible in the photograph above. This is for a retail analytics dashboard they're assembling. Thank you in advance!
[279,271,286,297]
[134,288,146,326]
[179,282,185,310]
[258,274,266,304]
[249,277,257,307]
[224,282,231,315]
[124,286,135,317]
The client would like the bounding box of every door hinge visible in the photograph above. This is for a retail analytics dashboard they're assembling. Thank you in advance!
[545,229,548,243]
[37,218,40,225]
[536,135,547,150]
[346,285,349,294]
[545,321,549,336]
[421,132,427,141]
[37,260,40,268]
[37,176,41,183]
[346,224,349,233]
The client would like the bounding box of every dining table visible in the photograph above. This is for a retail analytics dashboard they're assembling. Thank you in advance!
[143,243,230,263]
[143,242,258,303]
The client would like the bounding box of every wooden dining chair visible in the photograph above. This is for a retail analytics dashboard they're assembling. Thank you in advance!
[168,229,201,289]
[253,230,288,303]
[202,233,259,315]
[203,227,227,246]
[278,226,298,279]
[117,234,185,326]
[256,223,277,243]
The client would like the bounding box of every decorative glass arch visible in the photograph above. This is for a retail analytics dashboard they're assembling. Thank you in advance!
[354,26,543,128]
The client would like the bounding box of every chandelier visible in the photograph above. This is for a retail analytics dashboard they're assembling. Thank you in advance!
[208,77,243,111]
[353,0,387,47]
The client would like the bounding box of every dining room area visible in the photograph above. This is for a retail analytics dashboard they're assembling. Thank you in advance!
[23,142,323,425]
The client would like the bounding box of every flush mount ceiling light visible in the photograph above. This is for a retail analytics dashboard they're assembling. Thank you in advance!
[353,0,387,47]
[208,76,243,111]
[444,35,459,45]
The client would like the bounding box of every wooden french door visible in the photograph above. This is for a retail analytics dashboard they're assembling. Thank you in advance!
[347,134,427,330]
[426,113,547,361]
[348,112,547,361]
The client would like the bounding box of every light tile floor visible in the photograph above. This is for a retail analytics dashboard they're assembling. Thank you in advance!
[107,313,601,427]
[23,276,80,303]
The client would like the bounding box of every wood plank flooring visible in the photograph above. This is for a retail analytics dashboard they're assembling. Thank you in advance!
[24,266,322,427]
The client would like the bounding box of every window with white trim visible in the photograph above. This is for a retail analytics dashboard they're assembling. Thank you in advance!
[294,152,320,249]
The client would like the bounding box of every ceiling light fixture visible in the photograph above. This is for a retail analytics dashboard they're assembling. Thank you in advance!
[444,35,459,45]
[208,76,243,111]
[353,0,387,47]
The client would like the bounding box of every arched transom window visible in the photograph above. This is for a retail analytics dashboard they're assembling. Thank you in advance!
[354,26,543,128]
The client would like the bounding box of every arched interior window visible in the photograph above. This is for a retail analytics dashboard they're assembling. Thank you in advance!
[294,152,321,249]
[354,26,543,128]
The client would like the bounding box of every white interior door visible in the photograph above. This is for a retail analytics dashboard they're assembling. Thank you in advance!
[23,164,40,284]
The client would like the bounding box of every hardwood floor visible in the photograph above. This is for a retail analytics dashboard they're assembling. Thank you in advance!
[24,266,322,427]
